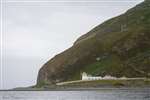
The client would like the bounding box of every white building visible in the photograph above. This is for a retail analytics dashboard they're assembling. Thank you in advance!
[81,72,117,81]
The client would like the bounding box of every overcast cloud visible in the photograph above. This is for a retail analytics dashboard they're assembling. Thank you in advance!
[0,0,143,89]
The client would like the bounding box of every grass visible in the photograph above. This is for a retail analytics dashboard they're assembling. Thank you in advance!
[85,55,122,75]
[71,55,123,80]
[58,79,150,87]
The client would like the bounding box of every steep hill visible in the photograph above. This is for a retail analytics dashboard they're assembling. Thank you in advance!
[37,0,150,87]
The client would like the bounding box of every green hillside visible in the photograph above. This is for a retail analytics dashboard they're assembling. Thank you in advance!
[36,0,150,87]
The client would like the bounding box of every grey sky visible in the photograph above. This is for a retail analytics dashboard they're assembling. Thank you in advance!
[0,0,143,89]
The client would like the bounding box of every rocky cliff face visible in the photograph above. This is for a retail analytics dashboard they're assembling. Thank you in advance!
[36,0,150,87]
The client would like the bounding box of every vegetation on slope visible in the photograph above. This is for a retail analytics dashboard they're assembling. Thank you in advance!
[37,0,150,87]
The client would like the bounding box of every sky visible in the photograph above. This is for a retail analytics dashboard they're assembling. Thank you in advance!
[0,0,144,89]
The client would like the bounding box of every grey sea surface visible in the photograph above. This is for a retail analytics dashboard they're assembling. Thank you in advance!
[0,88,150,100]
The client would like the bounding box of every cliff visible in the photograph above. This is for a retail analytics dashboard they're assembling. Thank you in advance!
[36,0,150,87]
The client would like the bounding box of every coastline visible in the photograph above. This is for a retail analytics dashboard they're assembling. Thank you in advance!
[1,86,150,91]
[1,78,149,91]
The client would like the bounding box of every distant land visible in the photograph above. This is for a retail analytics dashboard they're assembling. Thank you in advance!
[35,0,150,89]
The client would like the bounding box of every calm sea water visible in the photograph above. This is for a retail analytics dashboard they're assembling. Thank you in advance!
[0,88,150,100]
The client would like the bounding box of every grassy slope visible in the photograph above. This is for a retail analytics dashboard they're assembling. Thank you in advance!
[37,1,150,87]
[70,1,150,80]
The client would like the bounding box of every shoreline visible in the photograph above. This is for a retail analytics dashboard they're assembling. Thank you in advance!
[1,86,150,91]
[56,78,149,85]
[1,78,149,91]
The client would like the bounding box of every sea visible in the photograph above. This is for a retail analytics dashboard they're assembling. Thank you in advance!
[0,88,150,100]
